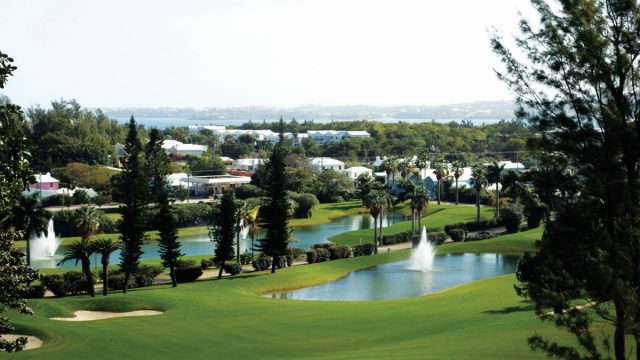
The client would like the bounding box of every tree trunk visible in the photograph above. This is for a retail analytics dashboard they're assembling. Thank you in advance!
[373,215,378,254]
[455,178,459,205]
[476,190,481,223]
[417,209,422,230]
[614,300,626,360]
[218,260,225,279]
[122,271,129,294]
[271,258,276,273]
[411,206,416,238]
[437,180,441,205]
[495,183,500,219]
[170,265,177,287]
[26,237,31,267]
[102,262,109,296]
[378,211,384,249]
[82,258,95,297]
[236,230,241,264]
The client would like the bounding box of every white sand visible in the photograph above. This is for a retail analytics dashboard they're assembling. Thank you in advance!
[51,310,162,321]
[1,335,43,350]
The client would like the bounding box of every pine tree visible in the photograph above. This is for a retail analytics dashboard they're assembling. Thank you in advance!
[210,191,236,279]
[258,119,290,273]
[157,191,182,287]
[144,129,169,203]
[117,116,148,293]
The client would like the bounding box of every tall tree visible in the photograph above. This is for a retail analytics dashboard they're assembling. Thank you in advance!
[117,116,148,293]
[0,50,39,352]
[493,1,640,358]
[415,186,429,230]
[432,162,449,205]
[469,164,487,223]
[144,128,169,203]
[211,191,237,279]
[364,188,386,254]
[58,239,96,297]
[451,161,464,206]
[486,160,506,218]
[74,206,100,242]
[93,238,120,296]
[11,193,50,266]
[157,191,182,287]
[234,199,248,265]
[257,122,290,273]
[398,180,420,238]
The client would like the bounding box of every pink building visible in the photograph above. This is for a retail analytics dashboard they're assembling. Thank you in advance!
[29,172,60,191]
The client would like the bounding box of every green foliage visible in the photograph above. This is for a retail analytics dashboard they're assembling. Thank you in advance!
[157,191,183,287]
[289,192,319,218]
[306,248,330,264]
[72,189,90,205]
[235,184,263,199]
[25,284,45,299]
[351,243,374,257]
[200,258,216,270]
[42,271,96,297]
[499,204,523,234]
[188,151,226,175]
[381,231,415,245]
[251,253,272,271]
[174,266,203,283]
[52,162,115,192]
[523,197,546,229]
[314,170,355,203]
[449,229,465,242]
[327,244,351,260]
[210,191,237,277]
[465,231,498,242]
[41,193,73,207]
[223,261,242,276]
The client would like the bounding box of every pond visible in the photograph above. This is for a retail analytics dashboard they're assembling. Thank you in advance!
[32,212,407,269]
[266,253,520,301]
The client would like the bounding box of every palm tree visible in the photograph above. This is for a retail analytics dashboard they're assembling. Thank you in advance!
[398,180,419,238]
[415,186,429,230]
[451,161,464,205]
[433,162,449,205]
[398,159,416,181]
[380,157,399,188]
[486,160,506,218]
[355,173,374,201]
[92,239,121,296]
[501,170,526,204]
[377,190,393,251]
[364,185,389,254]
[415,151,430,179]
[470,164,488,223]
[58,239,96,297]
[74,206,101,242]
[234,200,253,265]
[12,193,50,266]
[243,206,261,255]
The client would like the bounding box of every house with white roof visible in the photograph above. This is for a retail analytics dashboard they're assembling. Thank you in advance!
[161,140,208,156]
[29,173,60,191]
[232,158,264,173]
[307,130,370,144]
[342,166,373,180]
[309,157,345,172]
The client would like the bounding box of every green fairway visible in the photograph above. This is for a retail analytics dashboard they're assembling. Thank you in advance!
[8,228,595,359]
[330,203,495,247]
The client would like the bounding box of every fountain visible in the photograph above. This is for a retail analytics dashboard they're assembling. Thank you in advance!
[30,218,61,260]
[407,226,435,271]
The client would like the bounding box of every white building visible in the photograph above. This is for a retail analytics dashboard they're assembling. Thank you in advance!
[232,158,264,173]
[309,157,345,172]
[161,140,208,156]
[342,166,373,180]
[307,130,370,144]
[184,175,252,196]
[188,125,226,136]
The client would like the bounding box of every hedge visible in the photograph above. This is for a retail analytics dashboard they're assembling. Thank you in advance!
[352,243,374,257]
[449,228,465,242]
[175,267,203,283]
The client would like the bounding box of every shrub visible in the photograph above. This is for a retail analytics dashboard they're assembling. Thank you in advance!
[500,204,524,233]
[72,189,90,205]
[306,248,330,263]
[105,266,161,290]
[26,284,46,299]
[289,247,306,259]
[289,193,319,218]
[41,275,67,297]
[174,267,203,283]
[239,252,254,265]
[42,193,73,207]
[444,223,466,235]
[352,243,374,257]
[252,253,272,271]
[63,271,94,295]
[449,228,465,242]
[176,259,196,269]
[428,231,448,245]
[106,273,136,291]
[328,245,351,260]
[235,184,263,199]
[201,258,216,270]
[524,198,547,229]
[466,231,498,242]
[52,210,116,237]
[223,261,242,275]
[312,243,332,250]
[465,219,501,232]
[381,231,415,245]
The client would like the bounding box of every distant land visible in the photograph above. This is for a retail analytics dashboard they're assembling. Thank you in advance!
[99,100,518,126]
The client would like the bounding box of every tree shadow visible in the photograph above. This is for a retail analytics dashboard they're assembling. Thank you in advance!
[483,302,536,315]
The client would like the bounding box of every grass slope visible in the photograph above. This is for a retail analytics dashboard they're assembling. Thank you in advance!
[9,228,590,360]
[330,203,495,247]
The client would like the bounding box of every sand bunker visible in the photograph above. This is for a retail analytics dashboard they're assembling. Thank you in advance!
[1,335,43,350]
[51,310,162,322]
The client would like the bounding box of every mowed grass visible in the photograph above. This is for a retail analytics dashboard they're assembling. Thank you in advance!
[10,228,590,360]
[330,203,495,247]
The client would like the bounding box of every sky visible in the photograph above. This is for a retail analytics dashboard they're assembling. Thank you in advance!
[0,0,534,108]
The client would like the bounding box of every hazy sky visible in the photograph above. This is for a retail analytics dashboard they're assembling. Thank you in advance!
[0,0,533,108]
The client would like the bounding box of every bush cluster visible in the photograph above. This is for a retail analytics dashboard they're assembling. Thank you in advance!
[466,231,498,242]
[52,210,116,237]
[174,266,203,283]
[42,271,96,297]
[288,192,319,218]
[223,261,242,275]
[381,232,415,245]
[201,258,216,270]
[252,253,272,271]
[104,265,164,291]
[499,204,524,233]
[352,243,374,257]
[306,248,331,264]
[25,284,46,299]
[449,228,465,242]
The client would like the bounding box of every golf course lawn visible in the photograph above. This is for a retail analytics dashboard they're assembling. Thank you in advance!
[8,227,597,359]
[330,203,495,247]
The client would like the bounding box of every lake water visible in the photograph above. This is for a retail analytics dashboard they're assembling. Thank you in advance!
[267,253,520,301]
[114,117,504,129]
[32,212,406,269]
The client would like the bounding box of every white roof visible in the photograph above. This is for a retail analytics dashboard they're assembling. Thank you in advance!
[34,172,59,183]
[499,161,525,170]
[175,144,208,151]
[220,156,234,162]
[344,166,373,173]
[310,157,344,166]
[183,175,252,185]
[161,140,183,149]
[233,158,263,166]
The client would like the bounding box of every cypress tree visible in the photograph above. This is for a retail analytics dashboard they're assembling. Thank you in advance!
[118,116,147,293]
[157,191,182,287]
[211,190,236,279]
[258,119,290,273]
